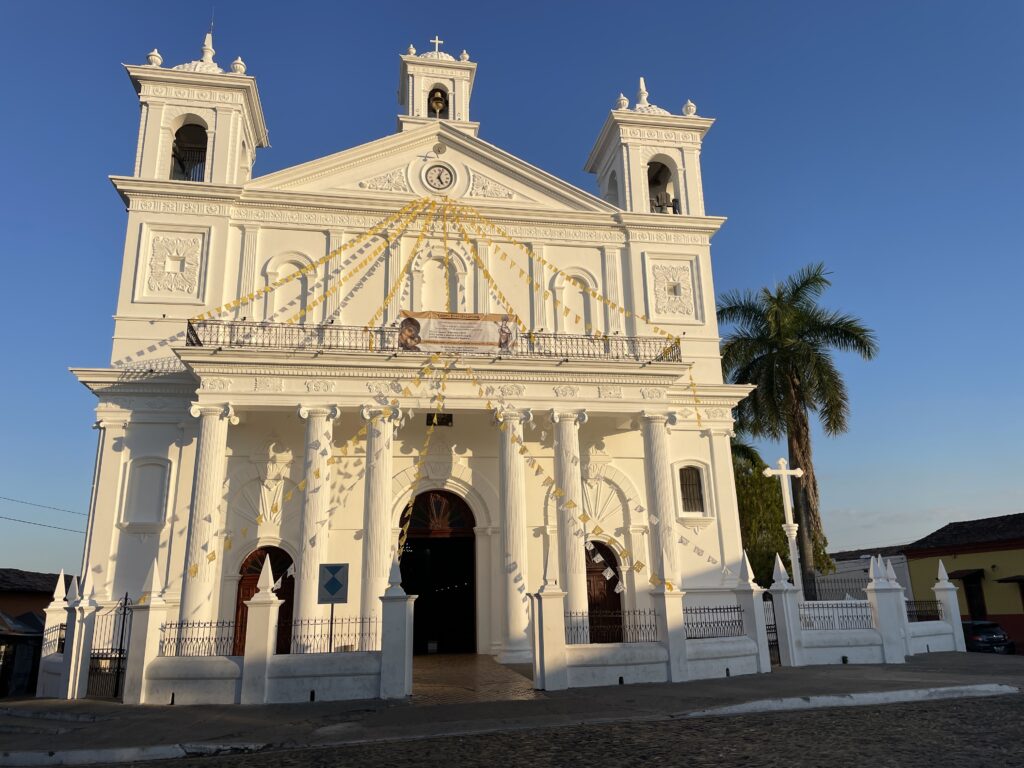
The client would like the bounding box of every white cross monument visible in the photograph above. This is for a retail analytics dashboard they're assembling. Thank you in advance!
[763,458,805,593]
[430,35,444,53]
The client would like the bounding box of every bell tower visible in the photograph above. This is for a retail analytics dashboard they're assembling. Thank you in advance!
[397,37,478,136]
[125,32,269,185]
[585,78,714,216]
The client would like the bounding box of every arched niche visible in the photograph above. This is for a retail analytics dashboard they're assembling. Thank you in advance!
[261,252,318,323]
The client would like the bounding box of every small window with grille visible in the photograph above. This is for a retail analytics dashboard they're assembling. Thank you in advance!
[679,466,705,515]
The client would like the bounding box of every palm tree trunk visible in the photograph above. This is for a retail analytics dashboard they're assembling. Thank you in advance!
[785,381,820,599]
[786,430,819,598]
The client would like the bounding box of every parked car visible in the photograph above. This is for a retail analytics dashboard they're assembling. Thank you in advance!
[962,620,1016,654]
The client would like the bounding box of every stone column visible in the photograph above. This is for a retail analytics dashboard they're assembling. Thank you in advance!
[551,409,588,616]
[865,556,908,664]
[768,555,802,667]
[497,408,532,663]
[296,405,339,623]
[641,411,680,589]
[122,567,167,705]
[360,405,401,620]
[180,403,236,622]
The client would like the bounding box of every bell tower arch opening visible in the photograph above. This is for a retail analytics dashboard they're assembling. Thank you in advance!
[399,490,477,654]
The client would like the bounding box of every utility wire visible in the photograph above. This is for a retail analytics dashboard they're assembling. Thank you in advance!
[0,514,84,534]
[0,496,87,517]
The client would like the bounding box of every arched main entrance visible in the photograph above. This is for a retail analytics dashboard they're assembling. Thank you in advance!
[399,491,476,654]
[232,547,294,655]
[586,541,624,643]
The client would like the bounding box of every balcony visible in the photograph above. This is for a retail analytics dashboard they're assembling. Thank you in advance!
[185,320,682,363]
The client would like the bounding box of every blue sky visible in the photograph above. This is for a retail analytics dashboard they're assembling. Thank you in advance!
[1,1,1021,574]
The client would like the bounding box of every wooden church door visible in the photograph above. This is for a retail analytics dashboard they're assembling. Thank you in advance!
[586,541,623,643]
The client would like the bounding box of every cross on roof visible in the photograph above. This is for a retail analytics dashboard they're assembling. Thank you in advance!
[430,35,444,53]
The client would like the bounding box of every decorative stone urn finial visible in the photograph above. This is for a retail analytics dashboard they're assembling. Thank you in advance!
[615,92,629,110]
[231,56,246,74]
[682,99,697,116]
[407,43,416,55]
[147,48,163,67]
[460,49,469,61]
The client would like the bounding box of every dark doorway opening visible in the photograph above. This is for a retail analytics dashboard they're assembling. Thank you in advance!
[233,547,294,655]
[586,541,624,643]
[962,574,988,620]
[399,491,476,654]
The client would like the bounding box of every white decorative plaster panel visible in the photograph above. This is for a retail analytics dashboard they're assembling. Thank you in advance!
[651,263,695,317]
[146,234,203,298]
[358,168,411,192]
[468,171,514,200]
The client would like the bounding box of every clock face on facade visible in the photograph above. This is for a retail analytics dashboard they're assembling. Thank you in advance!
[424,164,455,191]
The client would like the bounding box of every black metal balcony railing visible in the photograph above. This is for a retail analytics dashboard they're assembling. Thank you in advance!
[185,320,682,363]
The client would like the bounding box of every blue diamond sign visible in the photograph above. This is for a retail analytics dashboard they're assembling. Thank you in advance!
[318,563,349,604]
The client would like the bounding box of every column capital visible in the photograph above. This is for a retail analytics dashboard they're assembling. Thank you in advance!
[297,404,340,421]
[359,404,403,424]
[640,410,678,429]
[549,408,587,426]
[495,407,532,426]
[188,402,238,424]
[93,419,128,432]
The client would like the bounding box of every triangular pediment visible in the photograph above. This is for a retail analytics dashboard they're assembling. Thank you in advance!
[246,123,616,214]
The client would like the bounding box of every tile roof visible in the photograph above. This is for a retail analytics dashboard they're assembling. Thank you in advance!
[906,512,1024,551]
[0,568,73,594]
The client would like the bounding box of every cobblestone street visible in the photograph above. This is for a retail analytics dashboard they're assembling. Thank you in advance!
[134,694,1024,768]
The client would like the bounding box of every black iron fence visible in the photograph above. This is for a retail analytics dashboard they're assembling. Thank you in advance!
[798,601,874,631]
[87,595,133,700]
[159,620,237,657]
[684,605,746,640]
[185,320,682,363]
[807,576,870,601]
[279,617,379,654]
[762,593,780,665]
[171,148,205,182]
[564,609,660,645]
[905,600,943,623]
[41,623,66,656]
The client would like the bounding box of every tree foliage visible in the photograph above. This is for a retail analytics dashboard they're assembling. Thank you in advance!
[719,263,878,587]
[732,440,789,587]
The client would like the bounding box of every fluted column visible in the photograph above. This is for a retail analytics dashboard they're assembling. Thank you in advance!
[641,411,680,590]
[551,409,589,615]
[180,403,237,621]
[360,405,401,619]
[497,408,532,663]
[296,405,339,622]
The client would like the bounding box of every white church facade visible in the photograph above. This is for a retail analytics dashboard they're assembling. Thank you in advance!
[36,34,962,705]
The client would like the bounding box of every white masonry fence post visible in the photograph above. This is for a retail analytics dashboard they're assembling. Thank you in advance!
[63,577,98,699]
[652,587,689,682]
[932,560,967,652]
[768,554,802,667]
[379,557,417,699]
[122,566,168,704]
[240,558,282,705]
[864,555,907,664]
[733,551,772,673]
[529,584,568,691]
[36,570,68,698]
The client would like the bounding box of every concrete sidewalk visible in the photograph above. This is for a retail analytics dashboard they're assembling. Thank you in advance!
[2,653,1022,766]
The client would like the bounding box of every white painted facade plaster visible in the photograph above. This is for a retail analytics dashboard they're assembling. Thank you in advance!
[71,36,757,673]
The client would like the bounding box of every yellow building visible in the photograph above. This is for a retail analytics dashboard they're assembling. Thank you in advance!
[905,513,1024,653]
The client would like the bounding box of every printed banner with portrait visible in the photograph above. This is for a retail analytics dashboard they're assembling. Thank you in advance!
[396,311,518,354]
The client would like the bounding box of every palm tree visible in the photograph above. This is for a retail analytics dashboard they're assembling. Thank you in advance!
[718,263,878,595]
